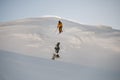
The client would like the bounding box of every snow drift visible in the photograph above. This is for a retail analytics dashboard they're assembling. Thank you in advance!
[0,17,120,80]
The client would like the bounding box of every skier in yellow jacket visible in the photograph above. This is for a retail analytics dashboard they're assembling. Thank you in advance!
[57,20,63,33]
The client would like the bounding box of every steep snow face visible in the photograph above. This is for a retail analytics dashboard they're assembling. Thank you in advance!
[0,17,120,71]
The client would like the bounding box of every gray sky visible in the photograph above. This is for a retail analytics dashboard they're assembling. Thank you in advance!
[0,0,120,29]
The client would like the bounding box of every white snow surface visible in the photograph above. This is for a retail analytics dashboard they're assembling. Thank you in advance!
[0,17,120,80]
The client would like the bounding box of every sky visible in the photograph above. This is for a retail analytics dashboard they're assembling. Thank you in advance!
[0,0,120,29]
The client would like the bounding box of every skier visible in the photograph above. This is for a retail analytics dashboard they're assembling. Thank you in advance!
[57,20,63,33]
[52,42,60,60]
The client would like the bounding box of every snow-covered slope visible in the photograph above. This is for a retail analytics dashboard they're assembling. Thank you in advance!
[0,50,119,80]
[0,17,120,80]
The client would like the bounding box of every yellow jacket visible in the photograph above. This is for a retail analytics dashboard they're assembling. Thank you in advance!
[57,22,63,28]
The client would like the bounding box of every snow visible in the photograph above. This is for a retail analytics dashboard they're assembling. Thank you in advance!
[0,17,120,80]
[0,50,120,80]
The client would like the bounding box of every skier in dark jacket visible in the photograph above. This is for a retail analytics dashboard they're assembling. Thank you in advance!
[52,42,60,60]
[55,42,60,54]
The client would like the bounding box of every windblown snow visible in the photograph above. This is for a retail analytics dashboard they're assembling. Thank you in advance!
[0,17,120,80]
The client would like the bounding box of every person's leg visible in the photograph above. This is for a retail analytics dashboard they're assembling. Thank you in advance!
[59,27,62,33]
[56,53,60,58]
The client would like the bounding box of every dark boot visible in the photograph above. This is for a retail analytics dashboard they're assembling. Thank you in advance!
[56,54,60,58]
